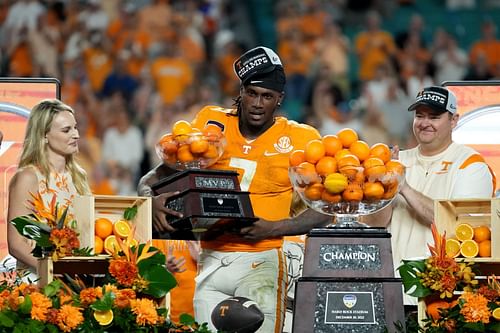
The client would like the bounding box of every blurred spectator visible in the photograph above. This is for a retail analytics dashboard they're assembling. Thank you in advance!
[406,61,434,98]
[100,51,139,102]
[469,20,500,77]
[395,14,430,50]
[396,31,432,82]
[82,30,114,93]
[354,10,397,81]
[431,28,468,84]
[6,27,33,76]
[362,62,397,109]
[215,40,245,98]
[28,11,62,77]
[101,93,144,194]
[4,0,44,35]
[313,19,351,97]
[464,53,494,80]
[78,0,109,32]
[138,0,173,44]
[149,42,194,106]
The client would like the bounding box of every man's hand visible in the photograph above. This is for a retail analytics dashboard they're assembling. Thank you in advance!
[166,254,186,273]
[152,191,183,233]
[240,219,279,241]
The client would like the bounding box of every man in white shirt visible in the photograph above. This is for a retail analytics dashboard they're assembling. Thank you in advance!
[388,86,496,303]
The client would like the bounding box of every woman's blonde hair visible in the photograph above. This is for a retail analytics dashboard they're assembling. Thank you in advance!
[19,99,91,195]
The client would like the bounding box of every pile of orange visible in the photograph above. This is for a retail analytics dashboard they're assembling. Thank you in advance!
[94,217,137,255]
[157,120,224,167]
[445,223,491,258]
[290,128,404,203]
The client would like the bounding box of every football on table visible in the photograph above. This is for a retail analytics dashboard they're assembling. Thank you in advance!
[211,297,264,333]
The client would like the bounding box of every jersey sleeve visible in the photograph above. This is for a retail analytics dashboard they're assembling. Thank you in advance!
[452,162,494,198]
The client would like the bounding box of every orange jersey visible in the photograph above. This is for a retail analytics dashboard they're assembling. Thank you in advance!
[191,106,320,252]
[152,239,197,322]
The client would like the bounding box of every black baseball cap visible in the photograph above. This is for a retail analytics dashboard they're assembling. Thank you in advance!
[233,46,286,93]
[408,86,457,114]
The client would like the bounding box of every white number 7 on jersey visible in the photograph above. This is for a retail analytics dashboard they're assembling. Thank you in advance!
[229,158,257,191]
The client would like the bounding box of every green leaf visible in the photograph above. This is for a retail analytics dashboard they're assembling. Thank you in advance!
[463,322,485,332]
[0,311,15,327]
[141,265,177,298]
[179,313,196,326]
[18,294,32,314]
[11,216,52,247]
[43,280,64,297]
[124,205,138,220]
[56,205,69,229]
[137,246,166,272]
[91,290,115,311]
[397,260,432,298]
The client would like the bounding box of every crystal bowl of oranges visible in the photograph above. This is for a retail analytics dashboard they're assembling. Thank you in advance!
[288,128,405,227]
[156,120,226,170]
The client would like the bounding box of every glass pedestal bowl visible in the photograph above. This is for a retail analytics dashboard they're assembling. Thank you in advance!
[156,132,227,170]
[289,164,405,228]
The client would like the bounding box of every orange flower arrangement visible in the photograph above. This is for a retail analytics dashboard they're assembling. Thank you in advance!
[399,224,500,332]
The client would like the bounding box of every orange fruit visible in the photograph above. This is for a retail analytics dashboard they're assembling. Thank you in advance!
[104,235,120,255]
[172,120,193,136]
[445,238,461,258]
[202,123,223,141]
[113,220,131,238]
[342,183,364,202]
[304,183,324,201]
[334,148,352,161]
[324,173,348,194]
[94,235,104,255]
[492,307,500,320]
[455,223,474,241]
[177,145,195,162]
[93,309,114,325]
[426,301,450,321]
[473,226,491,243]
[337,154,361,178]
[337,128,358,148]
[304,139,326,164]
[190,135,209,154]
[363,157,387,181]
[322,135,343,157]
[315,156,337,176]
[295,161,319,183]
[363,182,384,201]
[203,144,219,159]
[349,140,370,162]
[382,182,398,200]
[321,191,342,203]
[385,160,405,176]
[158,133,178,154]
[369,143,391,163]
[460,239,479,258]
[289,150,306,167]
[95,218,113,239]
[478,240,491,257]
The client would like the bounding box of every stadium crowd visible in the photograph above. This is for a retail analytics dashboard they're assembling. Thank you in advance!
[1,0,500,195]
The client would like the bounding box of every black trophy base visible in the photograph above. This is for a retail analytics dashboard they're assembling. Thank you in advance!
[153,215,258,240]
[292,277,406,333]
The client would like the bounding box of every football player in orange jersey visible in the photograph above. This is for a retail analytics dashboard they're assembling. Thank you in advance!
[138,46,331,332]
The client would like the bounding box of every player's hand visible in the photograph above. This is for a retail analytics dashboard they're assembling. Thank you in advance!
[152,191,183,233]
[240,219,278,241]
[166,254,186,273]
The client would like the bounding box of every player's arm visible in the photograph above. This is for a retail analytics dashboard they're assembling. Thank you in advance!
[137,163,183,233]
[240,208,331,240]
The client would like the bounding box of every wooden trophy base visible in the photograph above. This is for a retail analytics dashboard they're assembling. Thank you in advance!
[152,169,257,240]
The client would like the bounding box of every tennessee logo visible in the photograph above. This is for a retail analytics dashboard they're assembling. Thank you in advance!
[436,161,453,174]
[273,136,293,153]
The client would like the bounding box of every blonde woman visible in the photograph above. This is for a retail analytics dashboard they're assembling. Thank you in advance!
[7,99,91,275]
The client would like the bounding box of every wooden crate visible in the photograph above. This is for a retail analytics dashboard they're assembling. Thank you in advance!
[38,256,109,287]
[434,198,500,260]
[73,195,152,250]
